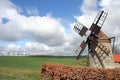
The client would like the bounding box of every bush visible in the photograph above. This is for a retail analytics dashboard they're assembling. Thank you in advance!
[40,64,120,80]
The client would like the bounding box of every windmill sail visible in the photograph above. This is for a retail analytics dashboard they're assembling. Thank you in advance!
[73,10,115,68]
[74,21,88,37]
[90,11,108,35]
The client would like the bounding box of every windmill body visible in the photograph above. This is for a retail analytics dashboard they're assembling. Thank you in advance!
[88,31,115,68]
[73,11,115,68]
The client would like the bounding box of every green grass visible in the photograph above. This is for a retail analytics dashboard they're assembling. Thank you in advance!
[0,56,86,80]
[0,67,40,80]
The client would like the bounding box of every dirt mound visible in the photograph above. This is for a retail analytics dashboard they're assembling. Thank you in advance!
[40,64,120,80]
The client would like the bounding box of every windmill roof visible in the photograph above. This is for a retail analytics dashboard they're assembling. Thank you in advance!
[113,54,120,62]
[98,31,109,39]
[97,31,110,43]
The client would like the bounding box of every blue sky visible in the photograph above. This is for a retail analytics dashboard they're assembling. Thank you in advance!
[12,0,82,18]
[0,0,120,55]
[12,0,84,37]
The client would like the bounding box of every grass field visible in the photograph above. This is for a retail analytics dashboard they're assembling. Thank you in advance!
[0,56,86,80]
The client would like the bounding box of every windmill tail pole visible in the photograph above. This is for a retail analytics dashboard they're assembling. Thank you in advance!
[109,37,115,53]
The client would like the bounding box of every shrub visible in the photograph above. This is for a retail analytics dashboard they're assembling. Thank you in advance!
[40,64,120,80]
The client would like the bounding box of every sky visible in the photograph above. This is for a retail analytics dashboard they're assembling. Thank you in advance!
[0,0,120,56]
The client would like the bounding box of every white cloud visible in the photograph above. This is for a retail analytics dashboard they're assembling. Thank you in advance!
[0,0,69,47]
[100,0,120,7]
[25,42,51,52]
[74,13,96,28]
[80,0,98,14]
[6,44,21,52]
[26,7,39,15]
[24,41,75,56]
[0,0,75,56]
[75,0,99,28]
[22,15,68,46]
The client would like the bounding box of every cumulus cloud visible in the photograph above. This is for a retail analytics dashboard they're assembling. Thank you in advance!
[6,44,21,52]
[26,7,39,16]
[0,0,75,56]
[0,0,69,47]
[22,15,69,46]
[75,0,99,27]
[25,42,52,54]
[4,42,74,56]
[80,0,98,14]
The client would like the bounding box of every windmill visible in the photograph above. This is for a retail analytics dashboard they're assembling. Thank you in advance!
[73,11,115,68]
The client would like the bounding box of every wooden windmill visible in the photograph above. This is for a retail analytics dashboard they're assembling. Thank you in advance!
[73,11,115,68]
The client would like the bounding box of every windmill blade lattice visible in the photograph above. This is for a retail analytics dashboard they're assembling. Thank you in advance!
[73,21,88,37]
[90,11,108,35]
